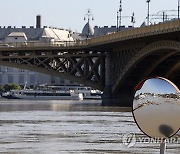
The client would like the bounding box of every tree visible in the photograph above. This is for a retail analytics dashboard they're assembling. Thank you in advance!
[0,85,4,92]
[3,83,21,92]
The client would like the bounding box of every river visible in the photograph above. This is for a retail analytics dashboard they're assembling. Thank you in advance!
[0,99,179,154]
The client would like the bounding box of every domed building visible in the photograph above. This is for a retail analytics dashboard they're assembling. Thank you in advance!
[81,22,94,38]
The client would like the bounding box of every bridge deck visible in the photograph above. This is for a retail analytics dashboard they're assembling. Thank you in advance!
[87,19,180,46]
[0,20,179,51]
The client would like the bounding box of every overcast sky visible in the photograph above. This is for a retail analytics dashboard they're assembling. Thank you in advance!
[0,0,178,32]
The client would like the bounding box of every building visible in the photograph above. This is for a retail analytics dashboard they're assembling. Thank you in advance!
[0,15,78,87]
[81,21,133,38]
[0,18,74,45]
[81,22,94,39]
[5,32,28,43]
[0,15,133,88]
[94,25,133,37]
[0,66,76,88]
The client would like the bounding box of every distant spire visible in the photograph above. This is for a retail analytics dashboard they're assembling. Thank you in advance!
[83,9,94,38]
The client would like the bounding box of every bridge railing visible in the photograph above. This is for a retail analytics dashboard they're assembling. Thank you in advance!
[0,20,180,49]
[0,40,88,49]
[87,19,180,46]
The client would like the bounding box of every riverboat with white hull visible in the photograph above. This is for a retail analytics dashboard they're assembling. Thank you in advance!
[2,85,102,100]
[2,89,83,100]
[48,86,102,100]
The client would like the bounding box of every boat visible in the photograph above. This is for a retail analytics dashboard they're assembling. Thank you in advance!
[2,89,83,100]
[46,85,102,100]
[73,87,102,99]
[2,85,102,100]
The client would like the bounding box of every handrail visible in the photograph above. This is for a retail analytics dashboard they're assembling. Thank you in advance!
[0,40,87,49]
[0,20,179,49]
[87,19,180,46]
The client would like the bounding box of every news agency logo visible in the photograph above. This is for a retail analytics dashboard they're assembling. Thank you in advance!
[122,133,136,148]
[122,133,180,148]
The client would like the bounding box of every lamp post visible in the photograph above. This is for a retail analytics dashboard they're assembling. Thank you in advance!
[84,9,94,38]
[178,0,180,19]
[117,0,122,31]
[131,12,135,26]
[117,11,119,31]
[119,0,122,31]
[116,0,122,31]
[117,0,135,31]
[146,0,151,25]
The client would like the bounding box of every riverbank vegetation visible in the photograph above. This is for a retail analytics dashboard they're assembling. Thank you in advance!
[0,83,21,93]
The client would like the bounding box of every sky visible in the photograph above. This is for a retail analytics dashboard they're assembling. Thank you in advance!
[0,0,179,32]
[136,78,178,95]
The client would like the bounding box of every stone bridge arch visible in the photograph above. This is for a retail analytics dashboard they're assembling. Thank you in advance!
[110,40,180,106]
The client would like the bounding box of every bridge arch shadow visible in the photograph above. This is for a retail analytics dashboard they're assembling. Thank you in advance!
[111,40,180,106]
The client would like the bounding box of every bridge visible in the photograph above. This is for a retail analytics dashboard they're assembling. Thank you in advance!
[0,20,180,106]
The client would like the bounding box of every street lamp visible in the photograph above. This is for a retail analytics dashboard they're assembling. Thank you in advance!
[119,0,122,31]
[117,11,119,31]
[84,9,94,38]
[146,0,151,25]
[116,0,123,31]
[117,0,135,31]
[131,12,135,26]
[178,0,180,19]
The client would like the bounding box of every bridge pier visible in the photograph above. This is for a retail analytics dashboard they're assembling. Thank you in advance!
[102,52,113,106]
[110,87,134,107]
[102,52,134,107]
[102,86,134,107]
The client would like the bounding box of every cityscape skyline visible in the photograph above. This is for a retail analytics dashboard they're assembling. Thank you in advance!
[0,0,179,32]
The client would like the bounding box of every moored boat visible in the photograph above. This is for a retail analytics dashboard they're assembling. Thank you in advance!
[37,85,102,100]
[2,85,102,100]
[74,87,102,99]
[2,89,83,100]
